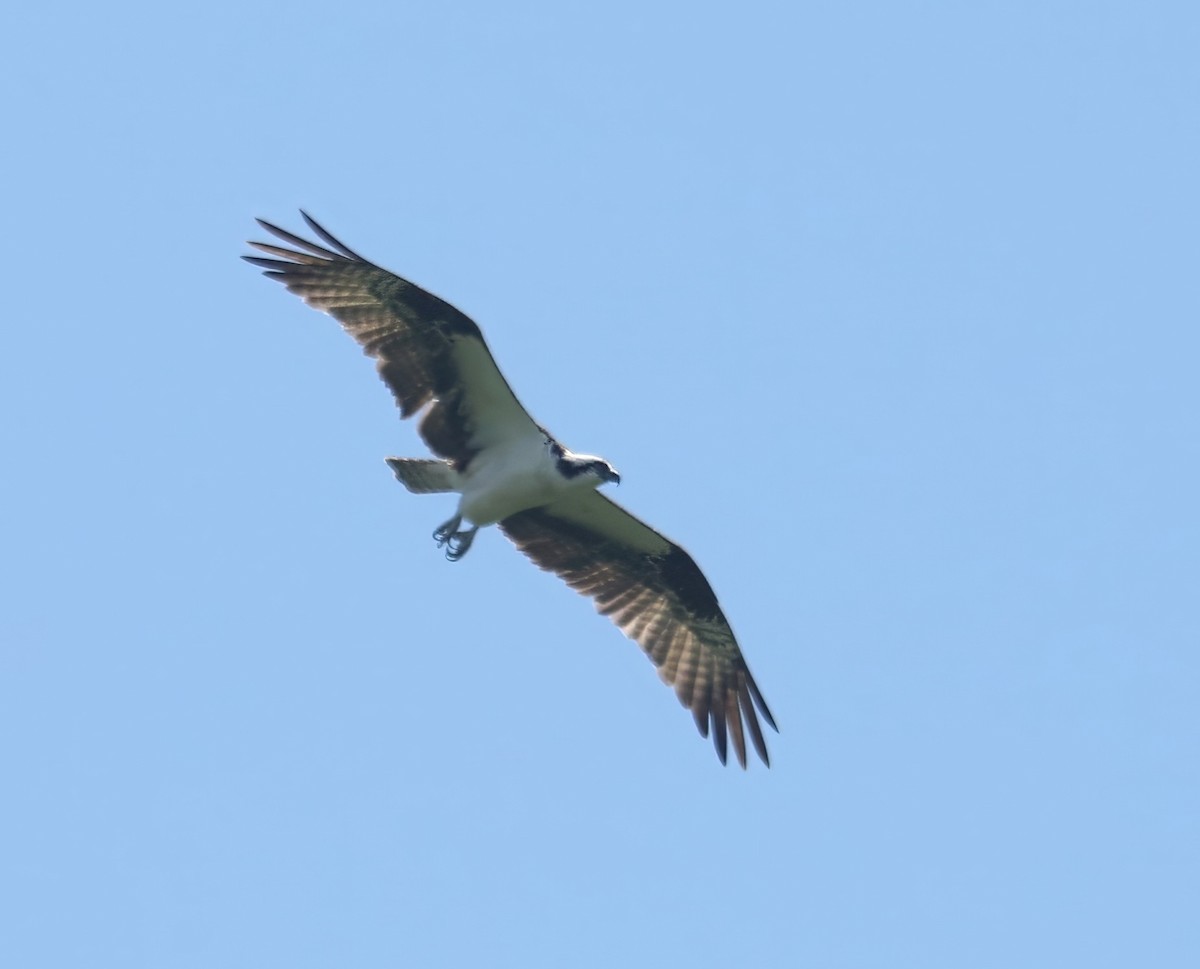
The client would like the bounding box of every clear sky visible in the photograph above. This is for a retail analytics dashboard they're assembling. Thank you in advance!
[2,2,1197,966]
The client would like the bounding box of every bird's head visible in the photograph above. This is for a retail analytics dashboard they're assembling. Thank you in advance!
[587,459,621,486]
[555,449,621,488]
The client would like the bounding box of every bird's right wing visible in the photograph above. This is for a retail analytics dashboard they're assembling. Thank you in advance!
[244,212,544,469]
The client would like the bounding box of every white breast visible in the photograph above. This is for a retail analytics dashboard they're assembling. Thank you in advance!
[457,436,570,526]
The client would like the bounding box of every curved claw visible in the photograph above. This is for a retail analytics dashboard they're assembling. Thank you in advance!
[444,527,478,561]
[433,515,477,560]
[433,515,462,547]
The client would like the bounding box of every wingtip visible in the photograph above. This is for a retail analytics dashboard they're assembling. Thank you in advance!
[747,674,779,734]
[296,210,364,260]
[252,216,284,238]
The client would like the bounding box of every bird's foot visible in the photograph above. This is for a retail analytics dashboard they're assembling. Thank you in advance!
[433,515,462,547]
[433,516,478,561]
[444,527,478,561]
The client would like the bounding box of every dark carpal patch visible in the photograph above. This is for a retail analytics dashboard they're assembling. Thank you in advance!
[657,546,722,623]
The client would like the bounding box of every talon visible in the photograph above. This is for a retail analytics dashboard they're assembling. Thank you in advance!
[433,515,462,547]
[445,526,478,561]
[432,515,477,560]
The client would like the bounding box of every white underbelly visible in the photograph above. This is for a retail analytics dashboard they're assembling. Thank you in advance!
[457,444,563,526]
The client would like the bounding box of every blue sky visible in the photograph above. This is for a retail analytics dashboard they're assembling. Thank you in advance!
[3,1,1198,966]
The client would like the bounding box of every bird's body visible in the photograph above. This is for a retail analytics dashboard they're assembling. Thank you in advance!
[244,213,777,766]
[459,441,554,525]
[456,439,605,527]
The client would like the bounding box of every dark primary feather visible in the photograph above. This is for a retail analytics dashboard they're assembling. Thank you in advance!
[243,212,526,470]
[500,493,777,768]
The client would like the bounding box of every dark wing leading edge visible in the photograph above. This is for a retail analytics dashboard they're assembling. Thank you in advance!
[243,212,542,469]
[499,491,777,767]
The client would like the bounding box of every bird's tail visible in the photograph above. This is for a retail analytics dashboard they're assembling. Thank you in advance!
[385,458,459,494]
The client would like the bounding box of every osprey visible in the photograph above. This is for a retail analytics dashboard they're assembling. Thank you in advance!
[244,213,777,767]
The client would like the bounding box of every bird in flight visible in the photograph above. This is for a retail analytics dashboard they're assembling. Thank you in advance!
[244,213,777,766]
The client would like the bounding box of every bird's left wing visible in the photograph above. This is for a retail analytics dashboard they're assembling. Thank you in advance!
[499,491,777,767]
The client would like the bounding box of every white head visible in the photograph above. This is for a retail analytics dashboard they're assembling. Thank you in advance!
[548,441,621,487]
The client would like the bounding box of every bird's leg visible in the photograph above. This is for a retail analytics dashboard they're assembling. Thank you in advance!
[433,515,478,561]
[433,515,462,547]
